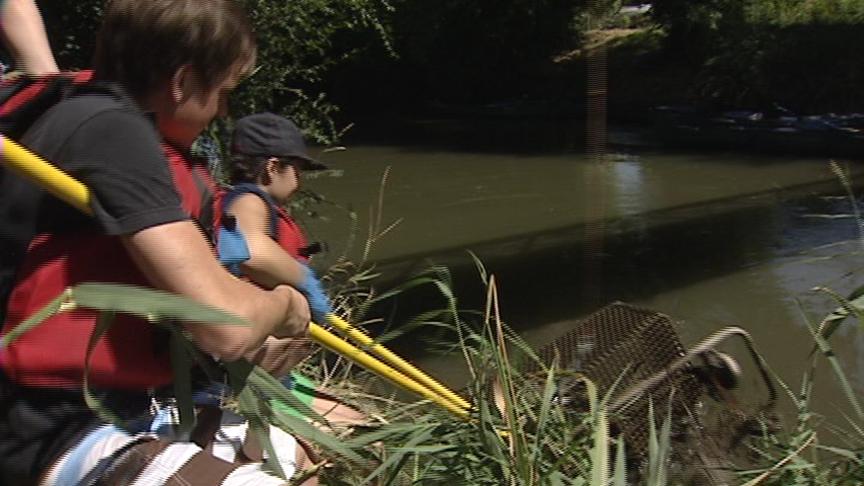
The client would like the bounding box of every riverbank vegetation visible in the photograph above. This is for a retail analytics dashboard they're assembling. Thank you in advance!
[6,167,864,485]
[652,0,864,113]
[8,248,864,485]
[29,1,864,131]
[295,211,864,485]
[37,0,395,144]
[11,2,864,482]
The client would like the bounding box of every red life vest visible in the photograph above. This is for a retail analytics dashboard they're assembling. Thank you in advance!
[275,205,309,262]
[0,143,216,391]
[219,183,309,262]
[0,71,98,321]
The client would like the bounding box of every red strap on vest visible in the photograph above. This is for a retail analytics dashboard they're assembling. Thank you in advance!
[0,70,93,116]
[1,141,217,390]
[275,206,309,262]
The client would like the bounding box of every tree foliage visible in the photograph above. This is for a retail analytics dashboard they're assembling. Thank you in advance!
[387,0,585,105]
[651,0,864,112]
[651,0,749,63]
[30,0,615,131]
[34,0,596,125]
[228,0,395,144]
[38,0,394,145]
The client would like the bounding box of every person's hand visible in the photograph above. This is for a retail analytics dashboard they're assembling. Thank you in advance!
[272,284,310,338]
[246,336,314,377]
[298,264,333,324]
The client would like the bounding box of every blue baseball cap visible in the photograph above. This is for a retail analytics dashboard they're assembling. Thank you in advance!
[231,113,327,170]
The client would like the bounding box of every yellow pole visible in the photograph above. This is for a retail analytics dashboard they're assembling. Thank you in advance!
[309,324,469,418]
[0,134,473,418]
[1,135,92,214]
[327,314,472,411]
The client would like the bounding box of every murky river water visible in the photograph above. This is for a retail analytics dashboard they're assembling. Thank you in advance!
[301,126,864,423]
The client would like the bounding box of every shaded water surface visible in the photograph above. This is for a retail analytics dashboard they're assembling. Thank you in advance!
[301,130,864,422]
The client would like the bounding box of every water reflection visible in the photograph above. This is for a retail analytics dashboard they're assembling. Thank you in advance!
[609,155,647,218]
[303,143,864,422]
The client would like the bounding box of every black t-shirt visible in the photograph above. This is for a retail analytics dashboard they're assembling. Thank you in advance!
[0,83,188,483]
[18,84,187,234]
[0,83,188,318]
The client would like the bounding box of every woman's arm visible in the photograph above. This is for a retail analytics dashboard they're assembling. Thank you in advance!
[0,0,58,74]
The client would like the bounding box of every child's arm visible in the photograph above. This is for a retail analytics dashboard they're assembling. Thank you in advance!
[0,0,58,74]
[229,193,332,324]
[229,193,307,289]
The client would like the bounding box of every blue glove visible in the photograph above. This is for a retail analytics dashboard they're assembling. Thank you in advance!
[216,225,250,276]
[298,264,332,324]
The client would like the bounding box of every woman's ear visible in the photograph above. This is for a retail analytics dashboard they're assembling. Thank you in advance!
[170,65,195,103]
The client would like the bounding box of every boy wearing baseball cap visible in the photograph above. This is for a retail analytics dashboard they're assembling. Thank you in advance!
[0,2,314,484]
[222,112,365,426]
[223,113,330,316]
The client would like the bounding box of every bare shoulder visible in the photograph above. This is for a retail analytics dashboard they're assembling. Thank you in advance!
[229,192,269,215]
[229,192,272,231]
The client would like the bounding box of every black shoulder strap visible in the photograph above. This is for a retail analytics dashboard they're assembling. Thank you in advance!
[0,74,82,140]
[189,165,215,243]
[222,183,279,240]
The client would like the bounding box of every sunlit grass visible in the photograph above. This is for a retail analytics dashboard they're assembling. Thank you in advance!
[6,260,864,485]
[5,166,864,485]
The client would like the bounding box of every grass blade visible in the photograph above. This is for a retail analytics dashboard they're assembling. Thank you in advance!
[805,316,864,420]
[587,377,608,486]
[532,361,558,468]
[83,311,122,426]
[71,283,247,325]
[613,437,627,486]
[169,331,195,441]
[363,425,435,483]
[0,289,70,348]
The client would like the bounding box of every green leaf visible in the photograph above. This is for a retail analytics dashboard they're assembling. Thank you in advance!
[70,283,247,325]
[225,350,364,464]
[532,361,557,469]
[363,425,435,483]
[585,375,608,486]
[1,289,70,348]
[805,317,864,421]
[238,386,286,480]
[225,360,365,467]
[170,331,195,441]
[83,311,123,426]
[613,437,627,486]
[270,405,366,465]
[648,399,659,484]
[815,445,863,464]
[249,367,327,427]
[345,422,432,448]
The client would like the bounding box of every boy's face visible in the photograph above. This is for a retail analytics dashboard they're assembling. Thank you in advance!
[163,62,245,148]
[265,159,300,204]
